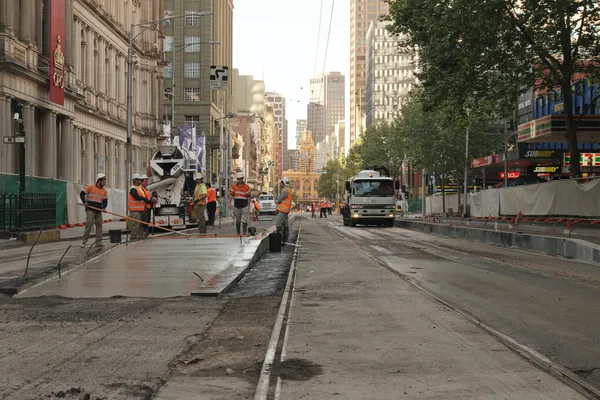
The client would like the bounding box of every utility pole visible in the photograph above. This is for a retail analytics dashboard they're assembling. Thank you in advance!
[16,102,25,230]
[463,126,469,216]
[504,120,509,187]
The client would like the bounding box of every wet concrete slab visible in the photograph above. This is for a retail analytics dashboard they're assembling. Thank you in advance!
[17,234,270,299]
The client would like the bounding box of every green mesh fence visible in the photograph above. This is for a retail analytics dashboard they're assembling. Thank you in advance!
[0,174,66,226]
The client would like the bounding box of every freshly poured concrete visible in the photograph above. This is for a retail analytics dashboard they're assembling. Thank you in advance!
[18,236,264,298]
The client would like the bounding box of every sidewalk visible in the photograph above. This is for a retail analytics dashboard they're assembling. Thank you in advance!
[277,218,584,399]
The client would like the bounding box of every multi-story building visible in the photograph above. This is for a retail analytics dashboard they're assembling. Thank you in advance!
[298,130,315,173]
[350,0,389,146]
[163,0,233,182]
[232,68,265,115]
[283,149,299,172]
[0,0,164,188]
[365,21,415,128]
[333,120,346,158]
[295,119,307,150]
[307,72,345,145]
[266,92,287,181]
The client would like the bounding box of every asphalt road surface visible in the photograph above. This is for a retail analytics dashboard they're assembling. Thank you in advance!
[327,216,600,390]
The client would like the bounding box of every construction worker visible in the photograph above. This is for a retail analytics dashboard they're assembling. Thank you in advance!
[311,201,316,218]
[206,182,217,226]
[193,173,208,233]
[327,200,333,215]
[128,173,150,240]
[276,177,292,245]
[80,173,108,247]
[229,172,252,235]
[140,174,152,237]
[320,199,328,218]
[252,197,261,221]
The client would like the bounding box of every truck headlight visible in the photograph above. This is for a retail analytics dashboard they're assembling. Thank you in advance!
[385,205,395,209]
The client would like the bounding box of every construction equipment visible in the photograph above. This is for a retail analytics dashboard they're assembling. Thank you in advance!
[147,145,198,230]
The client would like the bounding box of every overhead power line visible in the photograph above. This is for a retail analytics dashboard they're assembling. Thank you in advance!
[318,0,335,105]
[313,0,324,78]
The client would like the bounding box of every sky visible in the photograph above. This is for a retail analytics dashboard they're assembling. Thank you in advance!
[233,0,350,149]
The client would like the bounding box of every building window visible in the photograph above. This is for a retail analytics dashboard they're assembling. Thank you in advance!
[164,36,174,52]
[185,115,201,125]
[164,88,172,101]
[184,36,200,52]
[164,62,172,78]
[184,62,200,78]
[185,10,201,26]
[184,88,200,101]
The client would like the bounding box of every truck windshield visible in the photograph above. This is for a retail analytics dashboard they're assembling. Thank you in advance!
[352,180,394,197]
[260,196,274,201]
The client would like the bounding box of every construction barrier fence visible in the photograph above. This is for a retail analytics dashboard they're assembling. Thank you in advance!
[0,173,66,226]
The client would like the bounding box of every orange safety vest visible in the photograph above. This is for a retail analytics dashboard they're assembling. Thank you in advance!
[320,201,327,208]
[207,187,217,203]
[229,183,251,200]
[253,199,261,211]
[277,189,293,214]
[128,186,146,212]
[141,186,152,210]
[85,184,108,205]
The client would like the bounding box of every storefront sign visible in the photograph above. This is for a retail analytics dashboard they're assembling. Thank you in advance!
[49,0,65,105]
[499,171,520,179]
[564,153,600,167]
[523,149,558,158]
[470,154,500,168]
[528,165,560,174]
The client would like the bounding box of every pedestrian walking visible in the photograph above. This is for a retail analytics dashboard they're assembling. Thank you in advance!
[80,173,108,247]
[320,199,328,218]
[206,183,217,226]
[128,173,150,240]
[327,201,332,216]
[276,178,292,246]
[229,172,252,235]
[193,173,208,234]
[311,201,316,218]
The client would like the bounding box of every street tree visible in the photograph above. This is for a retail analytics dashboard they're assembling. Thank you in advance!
[317,159,345,200]
[387,0,600,177]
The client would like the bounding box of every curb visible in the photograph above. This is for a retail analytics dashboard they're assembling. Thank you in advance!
[395,219,600,266]
[190,215,295,297]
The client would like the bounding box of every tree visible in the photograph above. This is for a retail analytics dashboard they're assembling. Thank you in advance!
[388,0,600,177]
[317,159,344,200]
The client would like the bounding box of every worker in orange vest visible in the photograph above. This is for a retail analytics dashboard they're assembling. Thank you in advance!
[229,172,252,235]
[206,182,217,226]
[252,197,261,221]
[80,173,108,247]
[128,173,152,240]
[276,177,293,245]
[320,199,328,218]
[140,174,154,237]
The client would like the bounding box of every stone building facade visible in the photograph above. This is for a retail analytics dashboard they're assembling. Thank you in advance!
[0,0,164,189]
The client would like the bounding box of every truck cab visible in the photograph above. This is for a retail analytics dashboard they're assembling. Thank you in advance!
[258,194,277,215]
[342,169,398,227]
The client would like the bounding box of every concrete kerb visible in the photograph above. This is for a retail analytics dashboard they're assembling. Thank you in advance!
[395,219,600,266]
[191,215,296,297]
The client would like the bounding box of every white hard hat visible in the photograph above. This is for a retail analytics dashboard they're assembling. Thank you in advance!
[96,173,106,181]
[132,173,141,180]
[236,172,244,179]
[280,177,290,186]
[140,174,148,180]
[195,172,204,180]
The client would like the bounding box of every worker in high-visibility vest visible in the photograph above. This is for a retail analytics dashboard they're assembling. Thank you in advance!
[229,172,252,235]
[129,173,151,240]
[276,177,293,245]
[320,199,328,218]
[206,182,217,227]
[140,174,154,238]
[80,173,108,247]
[193,173,208,233]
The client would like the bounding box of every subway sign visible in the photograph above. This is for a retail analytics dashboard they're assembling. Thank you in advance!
[523,150,558,158]
[528,165,560,174]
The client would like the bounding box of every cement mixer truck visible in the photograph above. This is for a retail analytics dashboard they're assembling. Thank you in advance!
[147,145,198,229]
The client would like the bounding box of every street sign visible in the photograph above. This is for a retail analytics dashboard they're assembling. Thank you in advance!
[3,136,25,144]
[210,65,228,90]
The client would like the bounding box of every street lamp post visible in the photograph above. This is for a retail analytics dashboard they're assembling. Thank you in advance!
[214,112,236,217]
[126,11,212,203]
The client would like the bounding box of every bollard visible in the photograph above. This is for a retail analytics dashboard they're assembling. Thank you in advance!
[109,229,122,244]
[269,232,282,253]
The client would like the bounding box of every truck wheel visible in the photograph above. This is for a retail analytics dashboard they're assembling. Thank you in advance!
[349,219,356,227]
[386,220,394,227]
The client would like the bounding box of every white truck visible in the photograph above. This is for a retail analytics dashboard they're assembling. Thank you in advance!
[258,194,277,215]
[147,145,198,229]
[342,169,399,227]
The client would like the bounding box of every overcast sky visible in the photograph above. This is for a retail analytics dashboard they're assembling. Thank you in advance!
[233,0,350,149]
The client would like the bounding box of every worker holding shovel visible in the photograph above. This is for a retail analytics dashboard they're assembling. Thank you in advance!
[80,173,108,247]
